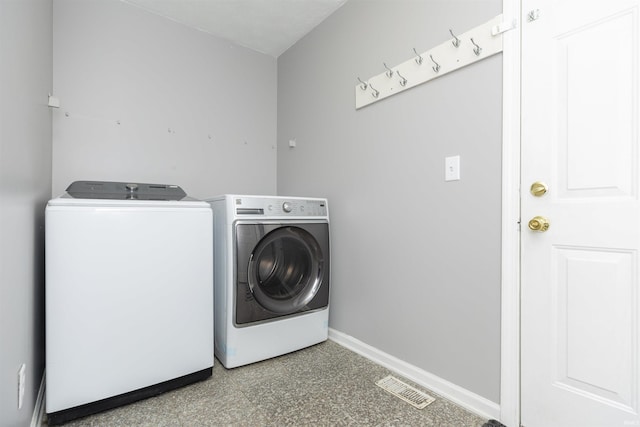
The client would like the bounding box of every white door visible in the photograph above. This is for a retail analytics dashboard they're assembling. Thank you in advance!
[521,1,640,426]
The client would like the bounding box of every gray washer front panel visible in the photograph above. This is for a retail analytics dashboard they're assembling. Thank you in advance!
[234,221,330,326]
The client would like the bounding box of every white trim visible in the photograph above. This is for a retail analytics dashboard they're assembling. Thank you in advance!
[328,328,500,421]
[500,1,522,427]
[30,371,45,427]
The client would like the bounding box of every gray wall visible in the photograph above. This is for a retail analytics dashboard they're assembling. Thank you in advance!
[0,0,52,425]
[277,0,502,402]
[53,0,277,199]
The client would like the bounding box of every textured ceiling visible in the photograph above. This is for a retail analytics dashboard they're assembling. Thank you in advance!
[123,0,348,57]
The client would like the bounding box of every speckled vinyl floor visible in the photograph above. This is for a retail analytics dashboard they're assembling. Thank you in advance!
[44,340,489,426]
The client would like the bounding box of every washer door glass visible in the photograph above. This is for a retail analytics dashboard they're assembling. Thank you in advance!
[248,226,324,314]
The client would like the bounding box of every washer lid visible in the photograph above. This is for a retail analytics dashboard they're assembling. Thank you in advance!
[65,181,187,201]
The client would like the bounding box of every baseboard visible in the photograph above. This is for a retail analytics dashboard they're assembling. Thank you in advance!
[328,328,501,421]
[31,371,45,427]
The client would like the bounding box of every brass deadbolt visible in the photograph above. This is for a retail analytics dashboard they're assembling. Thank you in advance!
[530,182,548,197]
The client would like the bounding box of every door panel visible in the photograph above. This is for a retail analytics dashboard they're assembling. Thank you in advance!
[554,247,636,411]
[560,10,636,198]
[521,1,640,425]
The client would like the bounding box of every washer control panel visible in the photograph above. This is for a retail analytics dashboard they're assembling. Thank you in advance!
[66,180,186,200]
[235,197,327,217]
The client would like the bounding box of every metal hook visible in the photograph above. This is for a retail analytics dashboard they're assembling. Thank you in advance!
[449,29,461,48]
[397,71,407,87]
[430,55,440,73]
[470,37,482,56]
[357,77,368,91]
[383,62,394,78]
[369,83,379,98]
[413,48,423,65]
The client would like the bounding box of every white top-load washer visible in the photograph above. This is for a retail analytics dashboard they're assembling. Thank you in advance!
[45,181,213,425]
[208,194,330,368]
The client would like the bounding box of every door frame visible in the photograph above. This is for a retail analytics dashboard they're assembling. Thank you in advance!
[500,1,522,426]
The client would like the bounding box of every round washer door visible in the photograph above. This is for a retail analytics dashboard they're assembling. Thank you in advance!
[247,226,325,314]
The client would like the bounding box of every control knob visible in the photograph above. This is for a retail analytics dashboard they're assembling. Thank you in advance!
[125,183,139,199]
[282,202,292,213]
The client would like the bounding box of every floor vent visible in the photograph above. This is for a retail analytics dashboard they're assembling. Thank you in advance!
[375,375,436,409]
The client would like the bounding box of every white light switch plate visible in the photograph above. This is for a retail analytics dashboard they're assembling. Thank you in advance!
[445,156,461,181]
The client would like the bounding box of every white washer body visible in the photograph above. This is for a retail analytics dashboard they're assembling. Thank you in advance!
[46,185,213,422]
[208,195,330,368]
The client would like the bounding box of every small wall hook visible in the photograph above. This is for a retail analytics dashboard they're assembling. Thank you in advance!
[470,37,482,56]
[397,71,407,86]
[383,62,394,78]
[357,77,368,90]
[449,29,461,48]
[369,83,379,98]
[430,54,440,73]
[413,48,424,65]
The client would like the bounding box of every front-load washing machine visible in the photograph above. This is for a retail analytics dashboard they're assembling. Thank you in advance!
[208,194,330,368]
[45,181,214,425]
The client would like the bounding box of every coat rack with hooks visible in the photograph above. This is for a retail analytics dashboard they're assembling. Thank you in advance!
[355,14,513,109]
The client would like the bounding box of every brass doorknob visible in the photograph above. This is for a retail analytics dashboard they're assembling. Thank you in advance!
[528,216,550,232]
[530,181,548,197]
